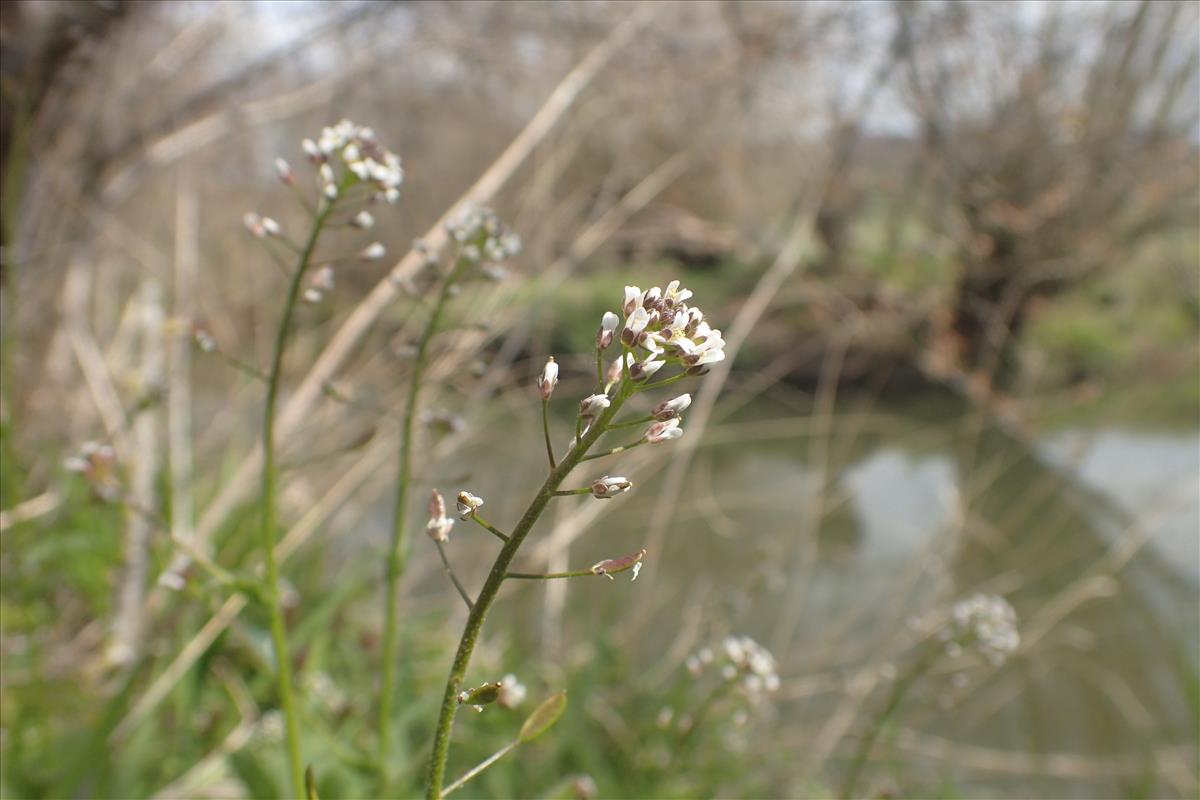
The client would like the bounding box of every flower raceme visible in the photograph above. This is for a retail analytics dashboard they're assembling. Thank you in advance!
[619,281,725,374]
[302,119,404,204]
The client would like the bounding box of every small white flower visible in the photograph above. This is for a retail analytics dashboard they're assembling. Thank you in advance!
[456,490,484,520]
[652,394,692,420]
[629,356,665,382]
[497,674,526,708]
[622,306,650,346]
[623,286,643,316]
[352,210,375,229]
[301,138,323,162]
[537,357,558,400]
[645,418,683,443]
[261,217,281,237]
[323,183,338,200]
[591,475,632,499]
[243,212,266,238]
[274,157,294,184]
[579,393,611,420]
[360,242,386,261]
[596,311,619,350]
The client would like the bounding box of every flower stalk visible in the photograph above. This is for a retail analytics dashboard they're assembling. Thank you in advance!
[425,280,723,798]
[258,192,337,799]
[425,381,632,798]
[377,254,465,769]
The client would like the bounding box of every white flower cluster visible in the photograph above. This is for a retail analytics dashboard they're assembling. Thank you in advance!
[686,635,780,702]
[618,281,726,375]
[301,119,404,203]
[444,206,521,266]
[948,593,1020,665]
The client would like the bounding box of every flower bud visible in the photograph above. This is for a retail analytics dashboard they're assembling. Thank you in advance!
[243,212,266,238]
[590,548,647,580]
[274,157,294,184]
[456,490,484,520]
[351,210,375,229]
[261,217,281,237]
[578,393,611,421]
[360,242,386,261]
[652,393,691,420]
[623,286,642,316]
[629,356,665,382]
[301,138,324,163]
[304,266,335,303]
[537,357,559,400]
[596,311,619,350]
[591,475,632,499]
[645,418,683,443]
[426,489,454,542]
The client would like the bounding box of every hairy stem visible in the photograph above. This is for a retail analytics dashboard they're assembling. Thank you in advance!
[378,258,463,773]
[260,197,335,797]
[425,382,632,799]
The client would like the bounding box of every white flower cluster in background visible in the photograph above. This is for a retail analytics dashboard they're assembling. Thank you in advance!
[445,206,521,267]
[301,119,404,203]
[947,593,1020,665]
[686,635,781,703]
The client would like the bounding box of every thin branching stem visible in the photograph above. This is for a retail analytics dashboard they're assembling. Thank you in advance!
[551,487,592,497]
[579,439,647,462]
[541,398,557,469]
[442,741,518,796]
[425,380,634,799]
[608,414,654,430]
[469,513,511,543]
[595,348,604,391]
[378,255,466,773]
[434,539,474,610]
[505,568,596,580]
[259,193,337,798]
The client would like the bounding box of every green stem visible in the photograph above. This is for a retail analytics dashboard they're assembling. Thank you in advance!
[540,398,557,469]
[595,349,604,392]
[260,195,336,798]
[469,513,510,543]
[579,439,646,462]
[505,568,595,580]
[443,741,518,797]
[433,539,474,610]
[637,371,690,392]
[840,645,941,799]
[550,487,592,497]
[378,257,465,774]
[425,382,633,799]
[608,414,654,430]
[677,674,737,752]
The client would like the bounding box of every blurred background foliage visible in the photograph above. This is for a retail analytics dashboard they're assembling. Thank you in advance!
[0,1,1197,798]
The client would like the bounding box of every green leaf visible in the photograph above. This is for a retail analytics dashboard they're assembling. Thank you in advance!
[518,690,567,744]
